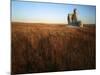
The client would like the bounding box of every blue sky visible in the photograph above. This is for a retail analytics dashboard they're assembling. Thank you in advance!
[11,0,96,24]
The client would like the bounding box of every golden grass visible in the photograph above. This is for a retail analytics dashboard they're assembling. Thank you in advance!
[11,22,96,74]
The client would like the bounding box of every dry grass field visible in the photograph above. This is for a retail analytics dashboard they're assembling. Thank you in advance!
[11,22,96,74]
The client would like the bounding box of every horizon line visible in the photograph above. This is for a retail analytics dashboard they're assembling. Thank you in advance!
[11,21,96,25]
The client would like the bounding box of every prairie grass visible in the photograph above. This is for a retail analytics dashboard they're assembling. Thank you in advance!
[11,22,96,74]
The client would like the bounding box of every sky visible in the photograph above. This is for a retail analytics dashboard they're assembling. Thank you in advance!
[11,0,96,24]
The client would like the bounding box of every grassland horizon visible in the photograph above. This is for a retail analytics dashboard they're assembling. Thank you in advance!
[11,22,96,26]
